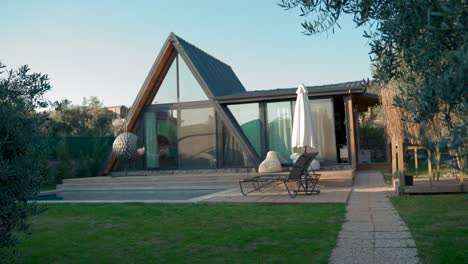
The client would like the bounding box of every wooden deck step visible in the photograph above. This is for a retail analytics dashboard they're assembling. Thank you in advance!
[58,170,355,191]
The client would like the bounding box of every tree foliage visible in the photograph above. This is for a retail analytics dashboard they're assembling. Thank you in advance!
[280,0,467,170]
[48,96,115,137]
[0,62,50,252]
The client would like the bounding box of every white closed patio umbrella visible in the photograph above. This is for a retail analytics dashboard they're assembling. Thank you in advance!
[291,84,316,153]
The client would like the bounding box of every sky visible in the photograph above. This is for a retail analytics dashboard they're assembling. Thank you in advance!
[3,0,373,107]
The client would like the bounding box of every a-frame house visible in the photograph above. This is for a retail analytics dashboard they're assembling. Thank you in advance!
[104,32,381,176]
[104,33,261,174]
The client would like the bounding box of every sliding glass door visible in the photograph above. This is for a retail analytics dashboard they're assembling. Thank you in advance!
[143,105,216,170]
[144,109,178,169]
[178,107,216,169]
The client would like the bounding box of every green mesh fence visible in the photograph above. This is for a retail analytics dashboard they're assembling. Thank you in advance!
[48,136,114,159]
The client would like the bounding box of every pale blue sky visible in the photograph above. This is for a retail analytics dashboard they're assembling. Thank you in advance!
[3,0,372,106]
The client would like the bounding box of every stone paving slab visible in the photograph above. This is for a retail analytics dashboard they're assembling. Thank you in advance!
[330,171,419,264]
[374,231,412,239]
[375,239,416,248]
[374,248,418,264]
[330,247,374,264]
[342,222,375,232]
[338,238,374,248]
[339,231,374,239]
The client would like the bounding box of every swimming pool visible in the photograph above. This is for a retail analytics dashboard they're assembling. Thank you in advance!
[33,189,225,201]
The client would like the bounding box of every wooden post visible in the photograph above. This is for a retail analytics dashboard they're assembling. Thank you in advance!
[455,148,464,183]
[384,123,391,164]
[392,141,398,190]
[346,95,358,170]
[427,150,433,187]
[398,140,405,190]
[414,148,418,177]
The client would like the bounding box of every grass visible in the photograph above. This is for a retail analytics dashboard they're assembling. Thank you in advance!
[18,203,345,263]
[382,171,393,184]
[40,183,56,192]
[391,194,468,264]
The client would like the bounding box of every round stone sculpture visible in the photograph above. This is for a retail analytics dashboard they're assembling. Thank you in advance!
[258,151,282,173]
[112,132,144,162]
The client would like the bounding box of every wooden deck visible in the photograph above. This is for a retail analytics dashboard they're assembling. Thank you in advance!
[54,170,355,203]
[402,177,467,194]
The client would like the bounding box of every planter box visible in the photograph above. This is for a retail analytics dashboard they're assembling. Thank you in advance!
[404,175,414,186]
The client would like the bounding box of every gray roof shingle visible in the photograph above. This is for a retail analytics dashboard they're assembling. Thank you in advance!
[172,34,247,97]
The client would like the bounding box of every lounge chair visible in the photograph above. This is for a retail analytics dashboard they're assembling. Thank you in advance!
[239,152,320,198]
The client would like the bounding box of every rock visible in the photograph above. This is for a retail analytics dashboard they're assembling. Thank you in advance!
[310,159,320,171]
[258,151,282,173]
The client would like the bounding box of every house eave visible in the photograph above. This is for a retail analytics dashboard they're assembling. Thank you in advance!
[214,86,367,104]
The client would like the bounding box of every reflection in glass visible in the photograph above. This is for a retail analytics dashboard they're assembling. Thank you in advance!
[144,110,178,169]
[267,101,293,163]
[227,103,262,156]
[178,55,208,102]
[221,122,254,167]
[144,112,158,168]
[152,58,177,104]
[308,98,337,162]
[155,110,178,167]
[178,107,216,169]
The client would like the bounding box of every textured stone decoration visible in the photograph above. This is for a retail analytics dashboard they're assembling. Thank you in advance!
[112,132,145,162]
[258,151,282,173]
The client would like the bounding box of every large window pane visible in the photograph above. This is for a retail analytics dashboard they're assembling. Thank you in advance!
[178,107,216,168]
[152,58,177,104]
[156,110,178,167]
[227,103,262,156]
[308,98,337,162]
[144,112,158,168]
[143,110,178,169]
[221,122,254,167]
[267,101,293,163]
[179,55,208,102]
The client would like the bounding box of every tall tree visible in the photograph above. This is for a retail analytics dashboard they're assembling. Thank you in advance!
[280,0,467,169]
[0,62,50,255]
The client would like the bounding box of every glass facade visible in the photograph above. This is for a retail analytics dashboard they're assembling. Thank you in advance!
[135,52,341,172]
[221,122,254,167]
[178,56,208,102]
[266,101,293,163]
[227,103,263,156]
[144,112,158,168]
[178,107,217,169]
[152,55,208,104]
[144,110,178,169]
[152,59,177,104]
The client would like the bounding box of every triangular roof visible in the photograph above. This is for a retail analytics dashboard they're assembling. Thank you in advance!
[103,33,258,174]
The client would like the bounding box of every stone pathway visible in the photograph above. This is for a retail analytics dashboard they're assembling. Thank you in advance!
[330,171,419,264]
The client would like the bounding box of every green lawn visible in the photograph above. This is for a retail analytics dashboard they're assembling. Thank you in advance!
[40,183,57,192]
[391,194,468,264]
[382,171,393,184]
[18,203,345,263]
